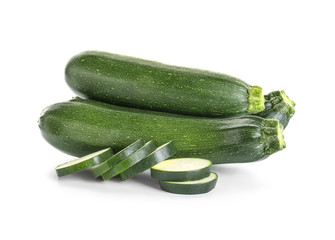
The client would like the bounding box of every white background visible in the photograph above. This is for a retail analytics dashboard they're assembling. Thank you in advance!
[1,0,334,239]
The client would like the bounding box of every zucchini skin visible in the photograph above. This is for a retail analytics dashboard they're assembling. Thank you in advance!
[56,148,113,177]
[119,142,176,181]
[101,141,156,180]
[159,172,218,195]
[91,139,145,178]
[38,98,285,164]
[65,51,265,116]
[151,167,211,181]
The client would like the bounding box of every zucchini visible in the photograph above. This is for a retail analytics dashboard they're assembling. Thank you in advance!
[159,172,218,195]
[119,141,176,181]
[151,158,211,181]
[257,90,295,128]
[65,51,265,116]
[101,141,156,180]
[38,98,286,164]
[55,148,113,176]
[92,139,144,178]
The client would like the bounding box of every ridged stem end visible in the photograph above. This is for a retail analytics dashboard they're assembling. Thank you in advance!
[261,119,286,155]
[265,90,296,118]
[248,86,265,114]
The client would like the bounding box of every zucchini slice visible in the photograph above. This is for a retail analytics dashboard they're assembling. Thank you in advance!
[56,148,113,177]
[102,141,156,180]
[119,142,176,181]
[159,172,218,194]
[151,158,212,181]
[92,139,144,178]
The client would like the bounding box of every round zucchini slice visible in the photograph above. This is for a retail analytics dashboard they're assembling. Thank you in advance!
[151,158,212,181]
[102,141,156,180]
[56,148,113,177]
[92,139,145,178]
[120,141,176,181]
[159,172,218,194]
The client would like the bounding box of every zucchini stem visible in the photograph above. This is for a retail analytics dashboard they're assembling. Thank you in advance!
[247,86,266,114]
[258,90,296,128]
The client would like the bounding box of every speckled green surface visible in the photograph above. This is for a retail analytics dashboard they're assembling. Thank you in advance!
[38,98,285,164]
[65,51,265,116]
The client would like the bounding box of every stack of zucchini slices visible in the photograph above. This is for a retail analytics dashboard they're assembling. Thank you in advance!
[55,140,217,194]
[151,158,217,194]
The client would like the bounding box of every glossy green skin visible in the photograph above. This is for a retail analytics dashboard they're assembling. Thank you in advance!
[101,141,156,180]
[38,98,284,164]
[65,51,253,117]
[92,139,144,178]
[56,148,113,177]
[151,162,211,181]
[159,173,218,195]
[119,142,176,181]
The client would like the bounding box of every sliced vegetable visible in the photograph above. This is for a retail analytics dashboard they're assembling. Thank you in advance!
[102,141,156,180]
[159,172,218,195]
[65,51,265,117]
[92,139,144,178]
[120,141,176,181]
[55,148,113,177]
[151,158,211,181]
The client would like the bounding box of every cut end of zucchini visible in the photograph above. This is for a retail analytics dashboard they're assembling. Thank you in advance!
[261,119,286,155]
[247,86,265,114]
[56,148,113,177]
[152,158,211,172]
[151,158,212,181]
[159,172,218,195]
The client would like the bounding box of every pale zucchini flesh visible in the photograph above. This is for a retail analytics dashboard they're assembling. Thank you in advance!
[159,172,218,194]
[151,158,212,181]
[56,148,113,177]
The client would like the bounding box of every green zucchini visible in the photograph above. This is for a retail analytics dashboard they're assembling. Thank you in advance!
[55,148,113,177]
[65,51,265,116]
[101,141,156,180]
[151,158,211,181]
[257,90,295,128]
[119,141,176,181]
[38,98,285,164]
[159,172,218,195]
[92,139,144,178]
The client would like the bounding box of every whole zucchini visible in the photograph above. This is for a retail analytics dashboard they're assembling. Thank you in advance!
[65,51,265,116]
[38,98,285,164]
